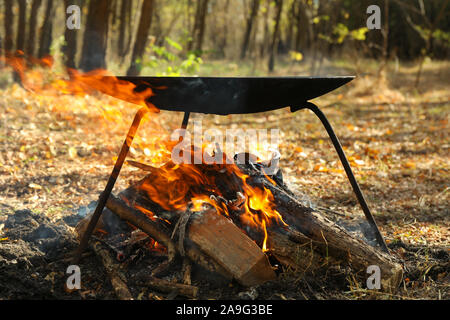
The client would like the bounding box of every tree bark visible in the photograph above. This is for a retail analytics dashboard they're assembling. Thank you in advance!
[62,0,79,69]
[26,0,42,57]
[126,0,155,76]
[260,0,271,57]
[16,0,27,52]
[3,0,14,52]
[268,0,283,72]
[80,0,111,71]
[118,0,132,60]
[188,0,209,53]
[38,0,54,58]
[240,0,260,59]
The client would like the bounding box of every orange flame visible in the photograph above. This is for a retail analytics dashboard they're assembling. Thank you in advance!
[137,145,287,251]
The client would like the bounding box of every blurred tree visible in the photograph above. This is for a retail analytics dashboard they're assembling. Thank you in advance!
[3,0,14,52]
[16,0,27,52]
[118,0,133,60]
[188,0,209,54]
[62,0,82,69]
[268,0,283,72]
[241,0,260,59]
[38,0,54,58]
[26,0,42,57]
[80,0,111,71]
[260,0,271,57]
[127,0,155,76]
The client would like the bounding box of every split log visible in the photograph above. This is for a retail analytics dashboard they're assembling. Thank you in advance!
[187,208,276,287]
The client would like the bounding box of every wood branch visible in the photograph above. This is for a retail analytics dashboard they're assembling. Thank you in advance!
[126,160,156,172]
[91,241,133,300]
[106,195,175,258]
[75,211,105,242]
[140,276,199,298]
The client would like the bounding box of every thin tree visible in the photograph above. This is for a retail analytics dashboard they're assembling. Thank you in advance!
[413,0,449,87]
[268,0,283,72]
[3,0,14,53]
[26,0,42,57]
[80,0,111,71]
[188,0,209,53]
[260,0,271,57]
[240,0,260,59]
[16,0,27,52]
[127,0,155,76]
[118,0,130,59]
[62,0,80,69]
[38,0,54,58]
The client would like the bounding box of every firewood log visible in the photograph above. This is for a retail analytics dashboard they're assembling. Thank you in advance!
[259,179,403,292]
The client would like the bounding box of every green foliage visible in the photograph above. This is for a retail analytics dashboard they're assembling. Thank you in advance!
[313,15,330,24]
[319,24,368,44]
[415,26,450,47]
[142,37,203,76]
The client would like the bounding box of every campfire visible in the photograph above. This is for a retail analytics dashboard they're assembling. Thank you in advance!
[3,52,403,299]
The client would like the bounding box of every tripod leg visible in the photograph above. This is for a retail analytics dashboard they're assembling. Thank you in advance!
[73,107,149,264]
[301,102,389,253]
[181,112,190,130]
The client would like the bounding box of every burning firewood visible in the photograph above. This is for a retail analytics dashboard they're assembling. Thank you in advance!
[104,195,276,286]
[105,195,232,281]
[76,152,403,293]
[120,157,402,291]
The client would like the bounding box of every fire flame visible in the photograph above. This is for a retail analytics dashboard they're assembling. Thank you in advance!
[137,146,287,252]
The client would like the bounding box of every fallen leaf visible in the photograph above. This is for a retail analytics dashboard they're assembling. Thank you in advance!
[68,147,77,159]
[29,183,43,190]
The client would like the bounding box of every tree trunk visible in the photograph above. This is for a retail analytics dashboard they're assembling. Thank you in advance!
[218,0,230,58]
[26,0,42,57]
[188,0,209,53]
[38,0,54,58]
[260,0,270,57]
[118,0,132,60]
[285,0,296,52]
[195,0,209,53]
[268,0,283,72]
[80,0,111,71]
[294,0,313,52]
[3,0,14,53]
[16,0,27,52]
[240,0,260,59]
[62,0,79,69]
[126,0,155,76]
